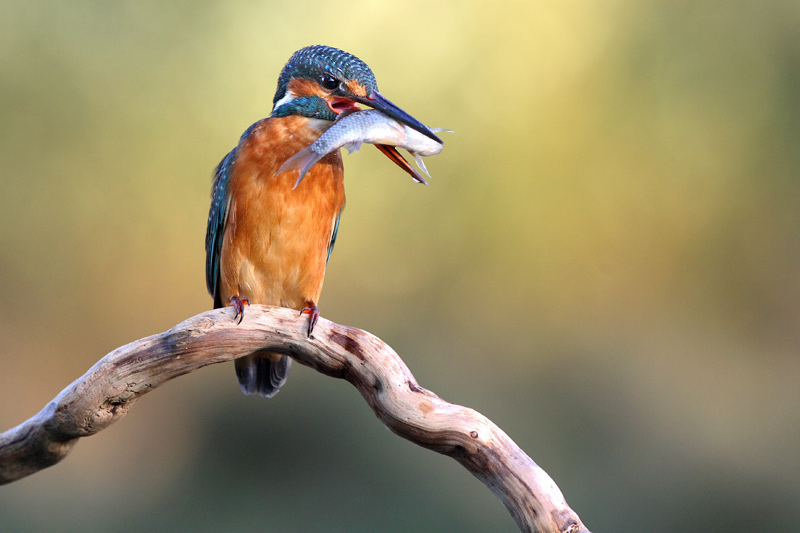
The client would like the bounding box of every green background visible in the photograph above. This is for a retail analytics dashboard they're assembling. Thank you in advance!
[2,1,799,531]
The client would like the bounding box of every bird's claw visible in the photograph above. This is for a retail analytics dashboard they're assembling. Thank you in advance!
[300,301,319,337]
[230,296,250,324]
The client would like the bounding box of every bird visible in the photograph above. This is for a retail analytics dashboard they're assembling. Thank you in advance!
[205,45,440,397]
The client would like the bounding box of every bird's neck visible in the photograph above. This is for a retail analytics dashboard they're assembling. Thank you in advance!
[272,93,337,122]
[238,115,333,174]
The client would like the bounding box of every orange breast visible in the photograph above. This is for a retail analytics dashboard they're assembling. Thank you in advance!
[219,116,345,310]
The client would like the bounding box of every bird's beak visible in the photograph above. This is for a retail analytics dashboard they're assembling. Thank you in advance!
[374,144,428,185]
[354,91,442,144]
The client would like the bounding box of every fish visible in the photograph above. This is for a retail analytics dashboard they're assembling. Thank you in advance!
[278,109,451,189]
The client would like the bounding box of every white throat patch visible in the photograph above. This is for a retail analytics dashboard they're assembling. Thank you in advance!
[272,89,334,131]
[272,90,297,112]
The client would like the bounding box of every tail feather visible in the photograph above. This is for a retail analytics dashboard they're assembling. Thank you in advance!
[235,352,291,397]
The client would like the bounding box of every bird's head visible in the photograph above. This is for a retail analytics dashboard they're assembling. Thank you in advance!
[271,45,440,144]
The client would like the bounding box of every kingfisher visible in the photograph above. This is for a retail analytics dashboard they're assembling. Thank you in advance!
[205,45,440,397]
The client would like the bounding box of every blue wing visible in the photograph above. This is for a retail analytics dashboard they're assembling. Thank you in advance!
[326,211,342,265]
[206,122,262,307]
[205,147,237,307]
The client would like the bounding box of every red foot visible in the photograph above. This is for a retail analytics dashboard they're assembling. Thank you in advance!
[300,301,320,337]
[230,296,250,325]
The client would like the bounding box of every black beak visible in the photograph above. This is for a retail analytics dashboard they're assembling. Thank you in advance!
[354,91,442,143]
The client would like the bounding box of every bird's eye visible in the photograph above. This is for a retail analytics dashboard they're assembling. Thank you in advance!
[319,74,339,91]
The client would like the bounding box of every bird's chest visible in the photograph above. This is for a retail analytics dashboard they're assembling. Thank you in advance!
[222,138,344,307]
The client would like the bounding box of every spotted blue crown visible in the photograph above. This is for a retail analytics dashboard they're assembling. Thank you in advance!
[273,45,378,105]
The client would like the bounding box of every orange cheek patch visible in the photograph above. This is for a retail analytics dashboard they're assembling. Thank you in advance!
[344,79,368,97]
[287,78,329,98]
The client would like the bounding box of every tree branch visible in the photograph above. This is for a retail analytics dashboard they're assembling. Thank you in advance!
[0,305,589,533]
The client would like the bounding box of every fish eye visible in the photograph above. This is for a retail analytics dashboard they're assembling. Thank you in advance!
[319,74,339,91]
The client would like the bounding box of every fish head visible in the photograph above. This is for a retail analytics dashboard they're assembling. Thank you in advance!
[351,92,441,144]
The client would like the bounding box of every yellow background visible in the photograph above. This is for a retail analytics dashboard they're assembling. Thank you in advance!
[1,1,798,531]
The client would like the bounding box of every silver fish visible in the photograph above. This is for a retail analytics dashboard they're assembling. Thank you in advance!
[278,109,451,189]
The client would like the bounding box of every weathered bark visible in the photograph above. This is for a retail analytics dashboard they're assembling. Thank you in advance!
[0,305,589,533]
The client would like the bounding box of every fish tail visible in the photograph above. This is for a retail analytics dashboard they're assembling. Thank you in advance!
[276,147,323,189]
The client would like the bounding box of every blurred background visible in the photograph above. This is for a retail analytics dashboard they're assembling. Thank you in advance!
[1,1,799,531]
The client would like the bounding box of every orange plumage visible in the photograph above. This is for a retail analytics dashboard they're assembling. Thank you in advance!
[219,116,344,311]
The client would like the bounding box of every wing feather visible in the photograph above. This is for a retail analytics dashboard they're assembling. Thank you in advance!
[206,122,263,306]
[205,148,236,305]
[326,211,342,265]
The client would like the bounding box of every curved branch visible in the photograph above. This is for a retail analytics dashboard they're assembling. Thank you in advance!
[0,306,589,533]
